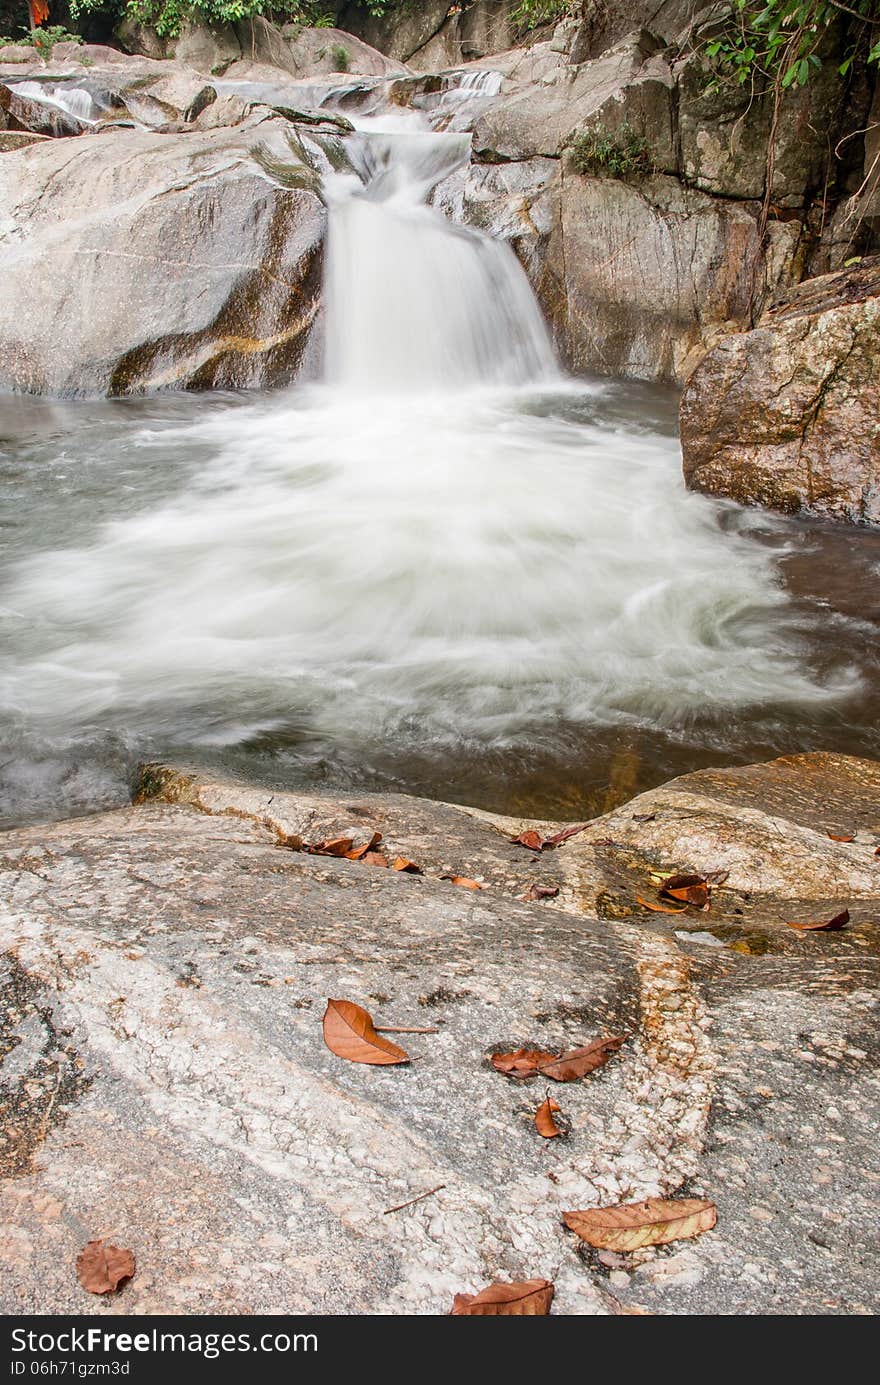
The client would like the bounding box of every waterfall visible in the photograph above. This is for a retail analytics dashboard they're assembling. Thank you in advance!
[10,81,97,123]
[322,123,557,392]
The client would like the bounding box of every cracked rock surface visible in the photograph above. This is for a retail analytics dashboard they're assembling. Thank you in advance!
[0,751,877,1314]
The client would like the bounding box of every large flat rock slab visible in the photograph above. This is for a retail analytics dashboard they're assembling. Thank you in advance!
[0,753,877,1314]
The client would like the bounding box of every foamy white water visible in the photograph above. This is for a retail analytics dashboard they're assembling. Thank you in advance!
[10,81,97,123]
[0,93,869,824]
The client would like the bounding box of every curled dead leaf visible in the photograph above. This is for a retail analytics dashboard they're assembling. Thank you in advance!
[826,831,855,842]
[308,836,354,858]
[538,1036,624,1082]
[522,883,560,901]
[659,873,709,909]
[391,857,423,874]
[535,1096,563,1138]
[322,999,409,1065]
[631,812,656,823]
[75,1240,136,1295]
[363,850,389,867]
[490,1047,557,1076]
[450,1279,554,1316]
[344,832,383,860]
[442,875,482,890]
[563,1196,717,1251]
[636,894,686,915]
[784,909,850,932]
[511,830,544,851]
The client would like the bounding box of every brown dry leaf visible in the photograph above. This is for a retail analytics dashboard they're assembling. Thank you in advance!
[363,851,389,867]
[450,1278,554,1316]
[784,909,850,932]
[322,999,409,1065]
[563,1196,717,1251]
[511,830,544,851]
[308,836,354,857]
[543,822,589,848]
[632,812,656,823]
[442,875,482,890]
[75,1240,136,1295]
[391,857,423,874]
[659,873,710,909]
[636,894,686,914]
[538,1036,624,1082]
[344,832,383,861]
[826,831,855,842]
[523,883,560,901]
[490,1047,557,1076]
[535,1097,563,1138]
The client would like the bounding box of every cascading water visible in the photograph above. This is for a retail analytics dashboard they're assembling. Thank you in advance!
[9,81,98,123]
[0,85,876,827]
[323,124,556,390]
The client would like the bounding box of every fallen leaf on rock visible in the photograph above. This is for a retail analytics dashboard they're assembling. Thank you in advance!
[636,894,686,914]
[511,830,544,851]
[450,1279,554,1316]
[538,1036,624,1082]
[784,909,850,932]
[826,831,855,842]
[363,851,389,867]
[491,1047,557,1076]
[344,833,383,860]
[76,1241,136,1295]
[322,999,409,1065]
[659,873,709,909]
[308,836,354,857]
[442,875,482,889]
[563,1196,717,1251]
[535,1097,563,1138]
[632,812,656,823]
[543,822,590,848]
[391,857,423,874]
[522,883,560,901]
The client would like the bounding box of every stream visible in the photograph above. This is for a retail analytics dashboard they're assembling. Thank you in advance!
[1,82,879,828]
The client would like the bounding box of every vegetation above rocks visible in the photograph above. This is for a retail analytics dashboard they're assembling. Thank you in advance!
[0,22,81,49]
[703,0,880,91]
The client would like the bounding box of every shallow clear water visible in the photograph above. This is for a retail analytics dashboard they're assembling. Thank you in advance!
[1,383,878,829]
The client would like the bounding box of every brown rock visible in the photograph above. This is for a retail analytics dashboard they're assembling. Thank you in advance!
[681,259,880,524]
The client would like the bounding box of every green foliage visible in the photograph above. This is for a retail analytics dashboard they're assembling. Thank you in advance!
[0,24,83,52]
[568,124,652,177]
[67,0,332,41]
[511,0,575,31]
[702,0,880,93]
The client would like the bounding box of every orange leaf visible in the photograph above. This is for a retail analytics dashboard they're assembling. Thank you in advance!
[511,830,544,851]
[535,1097,563,1138]
[659,873,709,909]
[491,1047,557,1076]
[450,1278,554,1315]
[563,1197,717,1251]
[322,999,409,1065]
[784,909,849,932]
[636,894,686,914]
[344,832,383,860]
[308,837,354,857]
[826,831,854,842]
[363,851,389,867]
[442,875,482,890]
[537,1036,623,1082]
[391,857,423,874]
[75,1241,136,1295]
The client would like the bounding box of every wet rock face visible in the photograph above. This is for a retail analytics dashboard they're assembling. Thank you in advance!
[680,259,880,525]
[0,752,877,1313]
[0,119,324,396]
